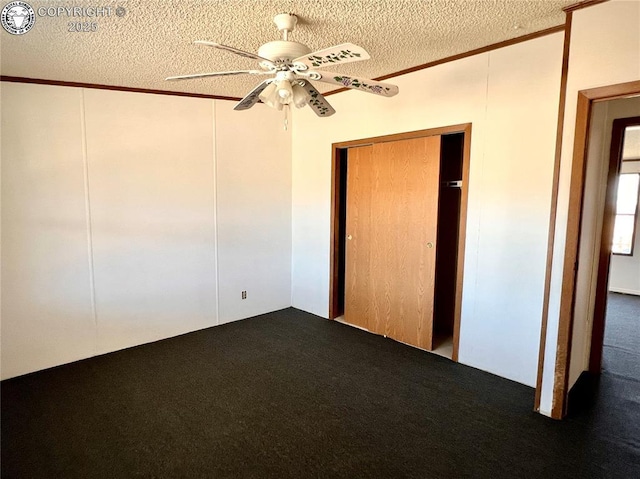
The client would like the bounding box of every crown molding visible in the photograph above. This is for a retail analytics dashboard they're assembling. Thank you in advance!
[0,76,242,101]
[324,25,565,96]
[563,0,608,13]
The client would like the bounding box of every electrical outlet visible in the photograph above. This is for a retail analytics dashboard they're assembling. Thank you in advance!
[241,291,247,300]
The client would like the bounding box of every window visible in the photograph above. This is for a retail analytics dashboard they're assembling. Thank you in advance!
[612,173,640,255]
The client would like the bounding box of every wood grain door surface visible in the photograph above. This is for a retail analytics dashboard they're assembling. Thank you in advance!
[344,136,441,350]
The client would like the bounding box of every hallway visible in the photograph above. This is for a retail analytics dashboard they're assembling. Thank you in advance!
[602,293,640,382]
[568,292,640,473]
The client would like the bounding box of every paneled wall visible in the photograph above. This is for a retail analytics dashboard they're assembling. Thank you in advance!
[291,33,564,387]
[1,84,96,377]
[215,101,292,323]
[84,89,218,354]
[1,83,292,379]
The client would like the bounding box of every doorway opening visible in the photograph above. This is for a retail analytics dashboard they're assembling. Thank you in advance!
[328,125,471,361]
[567,113,640,418]
[608,167,640,375]
[588,115,640,377]
[549,80,640,418]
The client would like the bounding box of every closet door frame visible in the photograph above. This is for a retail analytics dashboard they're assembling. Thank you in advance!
[328,123,472,361]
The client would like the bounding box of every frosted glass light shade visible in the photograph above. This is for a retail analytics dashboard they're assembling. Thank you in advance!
[292,83,311,108]
[259,82,280,108]
[276,80,293,103]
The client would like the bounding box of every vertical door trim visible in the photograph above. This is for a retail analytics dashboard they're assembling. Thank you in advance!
[328,123,472,362]
[452,126,472,362]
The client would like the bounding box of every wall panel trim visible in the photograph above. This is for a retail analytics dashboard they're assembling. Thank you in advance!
[535,10,574,414]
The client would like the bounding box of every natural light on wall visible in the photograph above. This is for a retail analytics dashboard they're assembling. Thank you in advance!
[612,173,640,255]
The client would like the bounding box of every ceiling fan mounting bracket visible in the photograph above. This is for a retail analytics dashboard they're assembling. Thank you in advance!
[273,13,297,40]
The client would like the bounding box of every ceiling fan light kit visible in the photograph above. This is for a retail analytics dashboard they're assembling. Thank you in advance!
[166,13,399,123]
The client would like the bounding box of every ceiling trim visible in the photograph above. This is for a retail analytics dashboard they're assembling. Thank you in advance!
[0,75,243,101]
[325,24,566,96]
[563,0,608,13]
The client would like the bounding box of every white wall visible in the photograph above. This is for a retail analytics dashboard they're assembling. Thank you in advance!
[215,101,292,323]
[291,33,563,387]
[541,0,640,416]
[1,84,96,377]
[83,89,218,354]
[1,82,292,379]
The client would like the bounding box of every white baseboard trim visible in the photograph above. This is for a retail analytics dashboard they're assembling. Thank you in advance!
[609,287,640,296]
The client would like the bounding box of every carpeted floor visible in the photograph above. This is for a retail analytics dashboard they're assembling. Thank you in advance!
[2,298,639,478]
[602,292,640,382]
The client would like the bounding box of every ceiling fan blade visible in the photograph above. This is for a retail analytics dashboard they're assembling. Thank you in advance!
[309,71,399,97]
[292,43,370,69]
[166,70,263,81]
[194,41,275,66]
[234,80,272,111]
[301,82,336,117]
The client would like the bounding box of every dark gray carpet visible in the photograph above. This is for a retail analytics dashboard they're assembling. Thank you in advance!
[2,304,639,478]
[603,292,640,382]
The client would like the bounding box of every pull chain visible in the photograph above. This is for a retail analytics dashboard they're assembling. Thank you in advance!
[283,104,289,131]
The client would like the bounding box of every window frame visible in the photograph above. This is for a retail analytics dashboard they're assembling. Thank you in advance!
[612,169,640,256]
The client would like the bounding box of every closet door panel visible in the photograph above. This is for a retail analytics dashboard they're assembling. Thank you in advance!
[375,137,441,349]
[344,136,441,350]
[344,145,377,333]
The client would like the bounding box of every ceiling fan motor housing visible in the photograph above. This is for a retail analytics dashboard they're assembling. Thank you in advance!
[258,40,311,62]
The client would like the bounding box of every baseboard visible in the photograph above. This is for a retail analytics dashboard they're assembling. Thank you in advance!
[608,287,640,296]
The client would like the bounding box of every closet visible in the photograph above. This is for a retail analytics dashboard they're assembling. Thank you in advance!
[331,127,468,359]
[433,133,464,352]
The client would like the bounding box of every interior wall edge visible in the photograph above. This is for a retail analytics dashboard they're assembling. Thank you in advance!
[535,10,574,417]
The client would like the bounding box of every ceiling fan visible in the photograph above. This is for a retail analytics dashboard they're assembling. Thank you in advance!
[166,13,399,118]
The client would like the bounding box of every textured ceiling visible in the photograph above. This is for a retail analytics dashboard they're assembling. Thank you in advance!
[1,0,575,99]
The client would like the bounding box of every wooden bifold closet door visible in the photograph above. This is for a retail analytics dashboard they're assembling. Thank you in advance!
[344,135,441,350]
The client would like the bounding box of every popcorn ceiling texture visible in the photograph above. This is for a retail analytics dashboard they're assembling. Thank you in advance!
[1,0,574,99]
